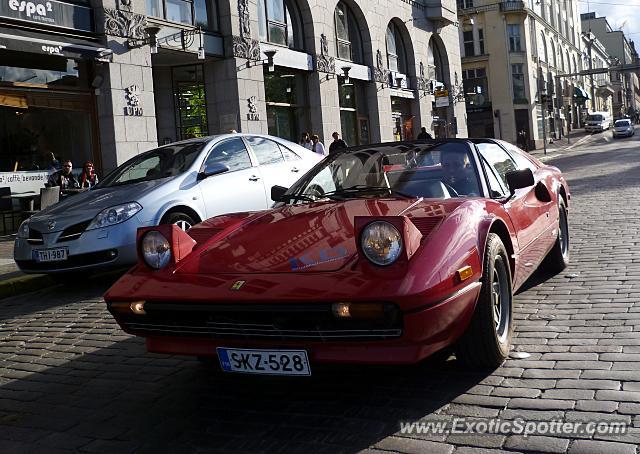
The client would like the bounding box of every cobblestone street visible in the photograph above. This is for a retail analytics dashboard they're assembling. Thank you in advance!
[1,134,639,453]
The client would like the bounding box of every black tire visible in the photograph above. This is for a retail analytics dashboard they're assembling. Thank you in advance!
[541,198,569,274]
[457,233,513,369]
[162,211,196,231]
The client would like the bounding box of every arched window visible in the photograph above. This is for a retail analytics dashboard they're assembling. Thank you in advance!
[386,22,407,73]
[428,38,446,83]
[147,0,219,30]
[540,33,548,63]
[257,0,303,50]
[334,1,364,63]
[550,40,557,67]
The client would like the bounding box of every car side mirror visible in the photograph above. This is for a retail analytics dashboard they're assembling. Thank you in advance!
[271,185,289,202]
[198,162,230,180]
[505,168,534,198]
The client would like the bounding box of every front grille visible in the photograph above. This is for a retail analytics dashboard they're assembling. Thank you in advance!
[57,220,92,242]
[114,302,403,341]
[16,249,118,271]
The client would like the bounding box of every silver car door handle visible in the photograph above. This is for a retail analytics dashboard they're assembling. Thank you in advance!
[249,175,260,181]
[291,167,300,173]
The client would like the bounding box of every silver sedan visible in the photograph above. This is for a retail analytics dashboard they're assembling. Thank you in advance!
[14,134,322,274]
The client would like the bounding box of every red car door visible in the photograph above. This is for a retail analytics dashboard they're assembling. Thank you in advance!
[477,143,554,287]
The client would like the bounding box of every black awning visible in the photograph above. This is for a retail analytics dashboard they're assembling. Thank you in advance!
[0,27,112,62]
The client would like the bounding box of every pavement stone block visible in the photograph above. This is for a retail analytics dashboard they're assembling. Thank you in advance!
[567,440,637,454]
[504,435,570,453]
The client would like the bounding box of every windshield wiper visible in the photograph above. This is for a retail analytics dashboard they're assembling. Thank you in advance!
[280,194,316,203]
[322,185,414,200]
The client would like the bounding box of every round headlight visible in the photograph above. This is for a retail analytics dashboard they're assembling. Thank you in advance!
[17,220,29,239]
[360,221,403,266]
[141,231,172,270]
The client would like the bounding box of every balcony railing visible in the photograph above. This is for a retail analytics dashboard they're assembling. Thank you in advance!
[500,1,526,12]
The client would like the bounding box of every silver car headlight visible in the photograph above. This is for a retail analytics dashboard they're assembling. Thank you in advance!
[86,202,142,230]
[17,220,29,239]
[360,221,403,266]
[141,230,172,270]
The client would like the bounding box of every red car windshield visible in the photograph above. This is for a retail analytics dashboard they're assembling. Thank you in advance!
[284,142,481,203]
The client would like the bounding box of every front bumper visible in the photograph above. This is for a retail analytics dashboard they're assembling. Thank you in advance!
[14,218,143,273]
[585,125,603,132]
[106,273,482,365]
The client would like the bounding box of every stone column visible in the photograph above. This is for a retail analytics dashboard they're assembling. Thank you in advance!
[94,0,158,172]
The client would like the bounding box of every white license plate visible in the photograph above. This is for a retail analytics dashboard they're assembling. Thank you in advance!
[217,348,311,376]
[33,248,68,263]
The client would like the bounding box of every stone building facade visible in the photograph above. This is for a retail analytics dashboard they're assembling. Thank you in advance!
[0,0,467,180]
[458,0,583,150]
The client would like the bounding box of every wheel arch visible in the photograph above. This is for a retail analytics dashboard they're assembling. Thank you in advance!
[485,218,516,281]
[159,205,203,225]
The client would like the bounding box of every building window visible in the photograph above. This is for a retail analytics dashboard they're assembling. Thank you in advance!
[339,80,369,146]
[463,68,488,106]
[512,63,526,102]
[257,0,303,49]
[334,2,364,63]
[147,0,218,30]
[479,29,485,54]
[264,67,308,142]
[508,24,522,52]
[457,0,473,8]
[463,30,474,56]
[173,65,208,139]
[386,22,407,74]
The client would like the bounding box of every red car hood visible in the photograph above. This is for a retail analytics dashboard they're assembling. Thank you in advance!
[177,198,460,274]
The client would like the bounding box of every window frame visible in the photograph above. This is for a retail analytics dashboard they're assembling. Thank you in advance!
[246,136,286,166]
[334,1,364,63]
[508,24,522,52]
[257,0,302,49]
[147,0,219,31]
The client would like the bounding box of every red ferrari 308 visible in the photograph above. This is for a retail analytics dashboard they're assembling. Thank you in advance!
[104,138,570,374]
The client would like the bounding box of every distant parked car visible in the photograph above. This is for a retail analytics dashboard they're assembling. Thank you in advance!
[14,134,322,275]
[613,119,634,138]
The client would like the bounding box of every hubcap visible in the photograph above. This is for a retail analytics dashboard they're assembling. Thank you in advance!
[174,220,192,231]
[491,258,511,343]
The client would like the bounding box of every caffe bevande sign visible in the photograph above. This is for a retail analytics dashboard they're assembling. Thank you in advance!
[1,0,93,32]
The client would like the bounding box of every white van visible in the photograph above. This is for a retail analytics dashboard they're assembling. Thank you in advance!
[585,111,612,133]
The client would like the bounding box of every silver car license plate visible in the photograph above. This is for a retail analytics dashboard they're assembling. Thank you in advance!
[217,347,311,376]
[33,247,68,263]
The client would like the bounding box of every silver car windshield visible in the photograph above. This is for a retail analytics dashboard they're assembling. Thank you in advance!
[615,120,631,127]
[98,142,205,188]
[282,142,481,204]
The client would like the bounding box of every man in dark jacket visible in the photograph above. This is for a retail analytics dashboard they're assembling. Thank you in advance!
[46,159,80,198]
[417,127,433,140]
[329,132,348,154]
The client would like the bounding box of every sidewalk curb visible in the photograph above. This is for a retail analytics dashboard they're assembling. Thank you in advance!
[0,274,57,300]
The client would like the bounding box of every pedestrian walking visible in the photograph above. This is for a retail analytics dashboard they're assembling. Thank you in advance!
[311,134,327,156]
[329,132,348,154]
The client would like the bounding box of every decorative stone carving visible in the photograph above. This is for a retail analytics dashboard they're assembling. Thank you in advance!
[232,35,261,60]
[124,85,143,116]
[247,96,259,121]
[417,61,430,93]
[373,49,388,84]
[104,8,147,39]
[233,0,260,61]
[238,0,251,39]
[316,33,335,73]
